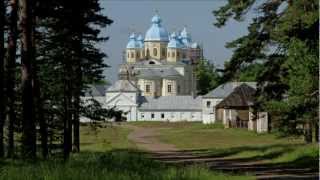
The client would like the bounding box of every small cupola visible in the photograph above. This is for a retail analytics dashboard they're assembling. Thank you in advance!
[167,32,183,49]
[126,33,139,49]
[136,34,144,48]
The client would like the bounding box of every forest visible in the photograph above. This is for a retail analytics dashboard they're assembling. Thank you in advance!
[0,0,113,159]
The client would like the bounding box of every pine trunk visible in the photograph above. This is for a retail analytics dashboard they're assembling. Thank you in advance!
[0,0,6,158]
[304,121,313,143]
[6,0,18,158]
[315,123,319,143]
[20,0,36,158]
[32,11,48,158]
[73,96,80,152]
[63,75,73,160]
[72,6,84,153]
[35,80,48,158]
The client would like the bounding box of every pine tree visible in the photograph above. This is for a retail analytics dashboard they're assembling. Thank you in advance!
[213,0,319,142]
[20,0,36,158]
[0,0,6,158]
[5,0,18,157]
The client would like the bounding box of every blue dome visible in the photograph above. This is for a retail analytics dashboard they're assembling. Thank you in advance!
[191,42,200,48]
[177,34,185,48]
[167,32,183,48]
[136,34,144,48]
[151,14,162,24]
[145,14,169,42]
[126,33,140,49]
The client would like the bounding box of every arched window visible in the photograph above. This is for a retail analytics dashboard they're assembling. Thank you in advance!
[153,48,157,56]
[136,52,140,59]
[177,51,180,58]
[131,52,134,58]
[172,52,175,58]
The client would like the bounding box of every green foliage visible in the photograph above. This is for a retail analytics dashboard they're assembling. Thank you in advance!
[213,0,319,141]
[195,59,221,95]
[237,63,264,81]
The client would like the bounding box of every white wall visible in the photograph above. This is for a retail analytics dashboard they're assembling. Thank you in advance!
[138,111,202,122]
[202,98,223,124]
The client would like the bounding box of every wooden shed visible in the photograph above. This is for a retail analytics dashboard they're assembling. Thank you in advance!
[216,84,256,129]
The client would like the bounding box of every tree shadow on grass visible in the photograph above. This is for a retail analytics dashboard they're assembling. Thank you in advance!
[0,146,318,180]
[145,144,319,180]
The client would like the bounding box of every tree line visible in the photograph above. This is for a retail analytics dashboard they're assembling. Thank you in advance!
[0,0,112,159]
[213,0,318,142]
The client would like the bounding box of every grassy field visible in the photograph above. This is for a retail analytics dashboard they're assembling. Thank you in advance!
[80,123,136,151]
[0,123,255,180]
[0,150,255,180]
[131,122,318,169]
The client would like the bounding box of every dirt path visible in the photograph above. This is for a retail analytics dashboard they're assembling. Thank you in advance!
[126,124,318,180]
[126,125,177,152]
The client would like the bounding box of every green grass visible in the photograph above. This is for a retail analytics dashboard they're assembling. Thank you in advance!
[0,151,254,180]
[132,122,318,169]
[0,123,255,180]
[80,123,136,151]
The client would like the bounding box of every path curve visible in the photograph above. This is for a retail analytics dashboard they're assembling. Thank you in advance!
[126,124,177,152]
[124,124,318,180]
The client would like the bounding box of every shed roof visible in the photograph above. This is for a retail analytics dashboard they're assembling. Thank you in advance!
[139,96,202,111]
[216,84,256,108]
[203,82,256,98]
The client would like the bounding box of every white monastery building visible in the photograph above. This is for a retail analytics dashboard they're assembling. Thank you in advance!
[83,13,268,133]
[104,13,204,122]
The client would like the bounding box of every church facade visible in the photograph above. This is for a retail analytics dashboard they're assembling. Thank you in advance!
[119,13,202,97]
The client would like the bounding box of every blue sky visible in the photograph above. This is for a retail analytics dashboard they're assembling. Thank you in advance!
[100,0,253,83]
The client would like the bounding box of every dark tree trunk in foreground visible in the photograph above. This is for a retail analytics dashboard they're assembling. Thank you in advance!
[6,0,18,158]
[32,14,48,158]
[71,2,85,153]
[34,78,48,158]
[0,0,6,158]
[20,0,36,158]
[304,122,313,143]
[64,79,73,160]
[315,123,319,143]
[73,96,80,152]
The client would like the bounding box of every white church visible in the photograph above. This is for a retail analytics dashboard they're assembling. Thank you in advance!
[83,13,268,132]
[104,13,207,122]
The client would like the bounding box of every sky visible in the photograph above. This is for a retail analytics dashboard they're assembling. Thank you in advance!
[99,0,253,83]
